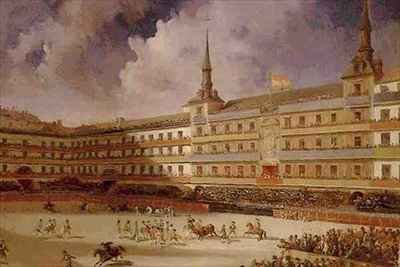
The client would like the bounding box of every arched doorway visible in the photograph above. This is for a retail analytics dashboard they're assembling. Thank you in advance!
[16,166,33,175]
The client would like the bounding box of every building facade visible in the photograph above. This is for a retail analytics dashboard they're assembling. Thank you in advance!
[1,1,399,191]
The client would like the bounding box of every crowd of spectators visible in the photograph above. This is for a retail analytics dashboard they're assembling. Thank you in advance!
[114,184,186,199]
[278,226,400,266]
[0,181,22,192]
[245,254,341,267]
[196,187,348,209]
[354,192,400,214]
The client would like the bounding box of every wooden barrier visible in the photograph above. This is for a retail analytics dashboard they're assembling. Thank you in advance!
[273,208,400,228]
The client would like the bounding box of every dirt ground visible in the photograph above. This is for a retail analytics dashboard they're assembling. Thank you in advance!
[0,212,357,267]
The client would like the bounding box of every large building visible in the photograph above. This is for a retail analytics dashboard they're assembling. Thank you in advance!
[1,1,399,192]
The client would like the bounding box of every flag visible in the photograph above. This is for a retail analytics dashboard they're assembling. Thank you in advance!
[270,73,292,91]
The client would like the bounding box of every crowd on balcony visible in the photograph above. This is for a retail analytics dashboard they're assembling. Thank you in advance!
[278,227,400,266]
[354,192,400,214]
[0,181,22,192]
[245,254,341,267]
[196,187,347,209]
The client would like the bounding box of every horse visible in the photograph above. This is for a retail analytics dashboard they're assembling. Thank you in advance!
[244,222,267,241]
[188,222,218,240]
[93,242,125,267]
[0,246,9,262]
[43,223,57,235]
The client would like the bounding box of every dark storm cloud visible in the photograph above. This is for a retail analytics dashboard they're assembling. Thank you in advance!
[0,0,399,125]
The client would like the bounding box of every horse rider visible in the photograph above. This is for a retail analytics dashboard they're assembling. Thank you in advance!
[62,219,72,238]
[255,218,261,231]
[133,221,139,241]
[135,206,140,216]
[229,221,237,238]
[0,240,9,261]
[146,206,153,215]
[62,250,76,267]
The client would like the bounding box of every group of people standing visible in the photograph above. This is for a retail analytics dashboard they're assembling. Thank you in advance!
[34,218,72,238]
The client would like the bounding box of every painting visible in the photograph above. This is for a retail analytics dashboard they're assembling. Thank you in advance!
[0,0,400,266]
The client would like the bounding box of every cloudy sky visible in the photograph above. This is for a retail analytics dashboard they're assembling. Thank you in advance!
[0,0,399,126]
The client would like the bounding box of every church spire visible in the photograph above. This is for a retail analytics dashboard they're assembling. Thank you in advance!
[358,0,374,62]
[201,30,213,95]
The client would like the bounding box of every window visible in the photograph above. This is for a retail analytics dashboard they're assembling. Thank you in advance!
[178,165,184,176]
[354,136,362,147]
[107,139,112,145]
[23,151,27,158]
[298,116,305,127]
[140,165,145,175]
[250,166,256,177]
[224,166,231,176]
[94,166,98,174]
[41,141,46,147]
[237,123,243,132]
[316,138,322,148]
[380,109,390,121]
[168,132,173,140]
[315,165,322,177]
[315,114,322,125]
[382,164,391,178]
[196,106,203,115]
[148,166,153,175]
[196,127,203,136]
[238,143,244,152]
[381,133,391,146]
[225,124,231,133]
[148,134,154,141]
[196,166,203,176]
[225,144,231,152]
[330,165,338,177]
[285,165,291,175]
[2,164,7,172]
[121,137,126,144]
[50,166,55,174]
[140,135,145,142]
[41,166,46,173]
[354,112,362,121]
[331,113,337,123]
[212,145,217,153]
[249,122,256,131]
[83,141,86,147]
[380,85,390,93]
[168,147,173,155]
[178,146,183,155]
[250,142,256,151]
[397,83,400,92]
[299,139,305,149]
[211,125,217,135]
[353,83,361,96]
[131,136,136,143]
[158,133,163,140]
[122,150,126,157]
[212,166,218,176]
[285,140,291,150]
[238,166,244,177]
[331,136,337,148]
[95,140,99,145]
[354,165,361,177]
[158,165,163,175]
[178,131,183,139]
[2,138,7,144]
[284,117,291,128]
[131,166,136,174]
[23,140,28,146]
[299,165,306,177]
[197,146,203,153]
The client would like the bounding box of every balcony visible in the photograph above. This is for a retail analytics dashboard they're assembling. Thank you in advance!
[370,119,400,130]
[187,151,260,162]
[192,115,207,125]
[374,91,400,104]
[344,95,370,107]
[137,137,191,148]
[280,121,370,136]
[192,131,258,143]
[278,147,374,161]
[374,146,400,159]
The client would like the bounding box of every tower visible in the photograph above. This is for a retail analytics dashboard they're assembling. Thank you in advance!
[183,31,224,114]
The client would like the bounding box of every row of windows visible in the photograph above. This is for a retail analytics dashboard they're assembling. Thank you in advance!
[283,136,364,150]
[195,165,257,177]
[195,142,256,153]
[379,108,400,121]
[196,122,256,136]
[284,164,362,177]
[283,111,363,128]
[378,83,400,94]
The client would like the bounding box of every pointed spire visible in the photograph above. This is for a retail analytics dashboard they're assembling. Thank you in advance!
[201,29,213,94]
[358,0,373,60]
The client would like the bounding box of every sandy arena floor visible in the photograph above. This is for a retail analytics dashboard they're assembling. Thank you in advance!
[0,212,357,267]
